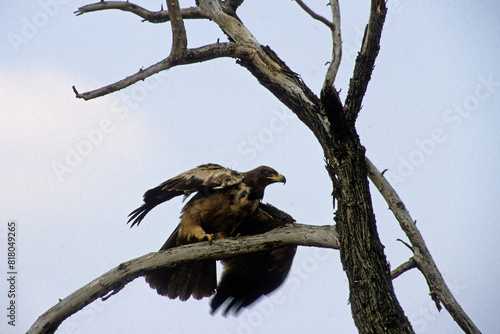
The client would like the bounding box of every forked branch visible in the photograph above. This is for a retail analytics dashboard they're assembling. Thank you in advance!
[366,157,481,334]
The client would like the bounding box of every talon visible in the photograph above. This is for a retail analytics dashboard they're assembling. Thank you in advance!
[201,233,215,242]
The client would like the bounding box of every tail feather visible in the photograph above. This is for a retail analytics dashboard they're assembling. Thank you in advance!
[191,260,217,300]
[146,225,216,300]
[166,263,192,300]
[145,269,173,296]
[145,261,216,301]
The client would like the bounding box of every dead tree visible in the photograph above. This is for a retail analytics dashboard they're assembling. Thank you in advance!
[28,1,481,333]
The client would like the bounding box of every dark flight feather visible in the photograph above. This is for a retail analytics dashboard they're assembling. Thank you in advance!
[210,204,297,315]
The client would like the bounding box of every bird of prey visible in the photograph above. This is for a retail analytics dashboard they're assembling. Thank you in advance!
[128,164,293,313]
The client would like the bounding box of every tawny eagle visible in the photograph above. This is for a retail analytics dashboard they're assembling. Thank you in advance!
[128,163,295,314]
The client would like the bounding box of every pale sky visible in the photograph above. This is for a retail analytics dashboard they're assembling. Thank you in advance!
[1,1,499,333]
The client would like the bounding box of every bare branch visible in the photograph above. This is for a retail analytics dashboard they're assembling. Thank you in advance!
[323,0,342,90]
[292,0,343,90]
[166,0,187,60]
[27,223,339,334]
[223,0,245,13]
[75,1,207,23]
[74,42,240,100]
[344,0,387,123]
[318,0,343,135]
[365,157,482,334]
[396,238,414,253]
[294,0,335,30]
[390,257,417,280]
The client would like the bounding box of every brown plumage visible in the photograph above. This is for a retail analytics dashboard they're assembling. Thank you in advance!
[128,164,287,303]
[210,204,297,315]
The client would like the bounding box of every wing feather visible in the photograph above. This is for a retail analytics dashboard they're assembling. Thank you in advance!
[159,163,243,192]
[128,164,243,227]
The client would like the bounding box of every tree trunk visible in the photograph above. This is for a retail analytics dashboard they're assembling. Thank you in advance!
[325,121,413,333]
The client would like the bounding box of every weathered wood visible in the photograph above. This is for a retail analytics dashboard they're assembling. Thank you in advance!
[321,82,413,332]
[366,157,482,334]
[27,220,339,334]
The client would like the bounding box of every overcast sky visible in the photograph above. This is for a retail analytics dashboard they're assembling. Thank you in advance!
[1,1,499,333]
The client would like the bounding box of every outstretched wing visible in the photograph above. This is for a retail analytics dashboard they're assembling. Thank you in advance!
[128,164,243,227]
[210,204,297,315]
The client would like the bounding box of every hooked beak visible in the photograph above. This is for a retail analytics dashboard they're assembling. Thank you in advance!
[268,173,286,184]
